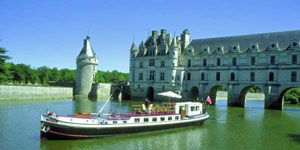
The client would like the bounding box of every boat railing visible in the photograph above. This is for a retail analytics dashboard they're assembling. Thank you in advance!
[131,104,175,115]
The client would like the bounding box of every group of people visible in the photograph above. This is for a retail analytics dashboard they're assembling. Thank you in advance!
[143,96,211,114]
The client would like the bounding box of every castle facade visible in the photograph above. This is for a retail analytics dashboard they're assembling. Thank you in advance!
[129,29,300,107]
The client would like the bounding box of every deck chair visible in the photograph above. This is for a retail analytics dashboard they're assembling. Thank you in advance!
[142,104,146,112]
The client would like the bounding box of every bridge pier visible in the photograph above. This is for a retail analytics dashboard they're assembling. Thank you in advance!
[265,94,283,110]
[228,94,244,107]
[209,93,217,105]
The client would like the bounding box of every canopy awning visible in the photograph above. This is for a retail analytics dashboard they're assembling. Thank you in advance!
[157,91,182,99]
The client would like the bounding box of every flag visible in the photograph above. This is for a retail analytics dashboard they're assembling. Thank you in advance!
[206,96,212,104]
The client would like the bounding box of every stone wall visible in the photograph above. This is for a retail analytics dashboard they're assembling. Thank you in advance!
[91,83,112,100]
[0,85,73,100]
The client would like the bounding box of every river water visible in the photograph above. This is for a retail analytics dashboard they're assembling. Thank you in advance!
[0,99,300,150]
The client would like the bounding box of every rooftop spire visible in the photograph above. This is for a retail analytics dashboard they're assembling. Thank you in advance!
[139,41,144,49]
[170,37,177,48]
[130,41,137,51]
[78,36,95,57]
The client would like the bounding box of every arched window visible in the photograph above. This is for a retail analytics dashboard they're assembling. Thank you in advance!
[231,72,235,81]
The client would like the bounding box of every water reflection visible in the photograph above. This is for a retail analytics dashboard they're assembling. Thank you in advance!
[73,97,97,114]
[40,126,207,150]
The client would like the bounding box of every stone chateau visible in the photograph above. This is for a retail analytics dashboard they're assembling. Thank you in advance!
[129,29,300,109]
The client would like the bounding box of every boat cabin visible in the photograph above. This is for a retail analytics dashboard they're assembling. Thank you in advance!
[175,102,203,117]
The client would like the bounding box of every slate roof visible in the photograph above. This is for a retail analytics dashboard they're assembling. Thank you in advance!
[189,30,300,53]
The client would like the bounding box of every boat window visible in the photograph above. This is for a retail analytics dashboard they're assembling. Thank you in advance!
[123,121,127,124]
[160,117,165,121]
[168,116,172,121]
[113,121,118,124]
[152,117,157,122]
[134,118,140,123]
[175,116,179,120]
[196,106,200,111]
[191,106,196,111]
[144,118,149,122]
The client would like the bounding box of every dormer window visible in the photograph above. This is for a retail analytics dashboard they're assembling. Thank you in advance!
[287,40,299,50]
[252,45,256,49]
[233,46,237,50]
[201,45,210,54]
[271,43,276,48]
[293,42,298,47]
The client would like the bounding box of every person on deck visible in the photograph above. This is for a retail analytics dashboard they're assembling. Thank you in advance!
[145,98,151,114]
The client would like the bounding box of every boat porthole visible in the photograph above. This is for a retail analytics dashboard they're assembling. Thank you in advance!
[86,120,88,122]
[70,119,72,122]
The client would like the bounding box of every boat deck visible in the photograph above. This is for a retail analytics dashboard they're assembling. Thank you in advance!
[103,112,177,120]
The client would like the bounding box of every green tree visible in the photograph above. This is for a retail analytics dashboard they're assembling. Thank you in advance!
[284,88,300,104]
[94,70,129,83]
[37,66,51,84]
[0,63,12,83]
[10,63,26,83]
[248,87,263,93]
[59,69,76,83]
[0,47,10,64]
[0,47,12,83]
[49,67,61,82]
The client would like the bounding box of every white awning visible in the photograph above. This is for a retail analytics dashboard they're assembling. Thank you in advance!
[157,91,182,99]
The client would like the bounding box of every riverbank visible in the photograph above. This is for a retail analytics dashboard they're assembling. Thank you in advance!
[0,85,73,100]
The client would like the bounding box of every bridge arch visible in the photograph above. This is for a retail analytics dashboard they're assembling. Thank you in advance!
[190,86,199,101]
[209,85,227,105]
[239,85,265,107]
[147,87,154,101]
[279,87,300,105]
[112,88,121,100]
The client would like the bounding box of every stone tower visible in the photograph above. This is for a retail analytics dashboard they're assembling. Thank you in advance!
[75,36,98,97]
[129,41,138,83]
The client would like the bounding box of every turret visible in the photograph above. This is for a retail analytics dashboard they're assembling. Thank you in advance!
[169,37,179,84]
[130,42,138,58]
[170,37,179,58]
[75,36,98,97]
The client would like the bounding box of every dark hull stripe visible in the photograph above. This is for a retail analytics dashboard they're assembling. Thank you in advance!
[41,117,208,140]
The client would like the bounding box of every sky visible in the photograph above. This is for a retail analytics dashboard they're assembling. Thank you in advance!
[0,0,300,73]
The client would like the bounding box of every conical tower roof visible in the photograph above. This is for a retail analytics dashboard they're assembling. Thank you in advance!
[130,41,137,51]
[78,36,96,57]
[170,37,177,48]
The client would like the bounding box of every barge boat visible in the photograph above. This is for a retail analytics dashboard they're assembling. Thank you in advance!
[40,101,209,140]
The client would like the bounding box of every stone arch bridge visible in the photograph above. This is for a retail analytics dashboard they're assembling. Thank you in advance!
[185,82,299,110]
